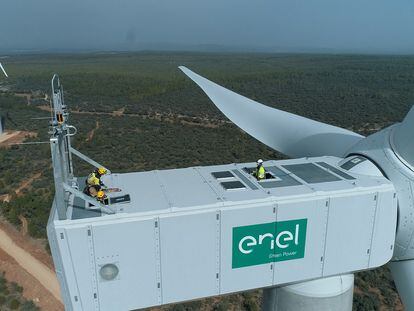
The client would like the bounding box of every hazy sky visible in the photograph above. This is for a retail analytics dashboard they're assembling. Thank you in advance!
[1,0,414,53]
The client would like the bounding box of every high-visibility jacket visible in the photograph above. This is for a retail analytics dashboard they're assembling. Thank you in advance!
[255,166,265,180]
[87,172,102,186]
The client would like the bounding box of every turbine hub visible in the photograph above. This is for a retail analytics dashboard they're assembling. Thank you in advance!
[346,125,414,261]
[391,107,414,171]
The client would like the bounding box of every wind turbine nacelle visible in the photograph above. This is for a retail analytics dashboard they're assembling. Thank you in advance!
[48,157,396,311]
[346,122,414,261]
[177,67,414,311]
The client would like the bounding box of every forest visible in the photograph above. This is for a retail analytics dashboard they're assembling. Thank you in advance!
[1,52,413,310]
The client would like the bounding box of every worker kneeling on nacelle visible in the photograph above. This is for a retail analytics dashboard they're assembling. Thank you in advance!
[84,167,109,204]
[83,184,108,204]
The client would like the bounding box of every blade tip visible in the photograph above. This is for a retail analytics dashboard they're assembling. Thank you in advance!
[178,66,189,73]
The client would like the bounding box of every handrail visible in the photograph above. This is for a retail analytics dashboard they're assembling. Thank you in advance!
[70,147,111,174]
[62,183,116,215]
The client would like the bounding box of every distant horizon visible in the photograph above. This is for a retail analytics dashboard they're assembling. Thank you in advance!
[2,1,414,57]
[2,43,414,56]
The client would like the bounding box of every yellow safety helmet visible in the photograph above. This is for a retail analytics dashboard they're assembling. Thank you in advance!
[97,167,107,175]
[97,190,106,199]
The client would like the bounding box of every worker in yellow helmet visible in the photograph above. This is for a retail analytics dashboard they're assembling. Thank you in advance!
[83,167,109,204]
[96,190,107,203]
[86,167,108,187]
[253,159,266,181]
[83,184,108,204]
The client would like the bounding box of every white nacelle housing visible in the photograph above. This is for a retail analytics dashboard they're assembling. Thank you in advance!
[47,156,397,311]
[346,125,414,260]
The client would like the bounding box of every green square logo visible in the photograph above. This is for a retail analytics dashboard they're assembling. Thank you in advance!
[232,219,307,268]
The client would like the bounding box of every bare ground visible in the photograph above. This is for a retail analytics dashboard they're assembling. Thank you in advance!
[0,131,38,148]
[0,168,62,310]
[0,220,63,310]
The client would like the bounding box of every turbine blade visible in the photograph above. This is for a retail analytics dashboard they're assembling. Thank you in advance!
[392,105,414,168]
[389,260,414,310]
[0,63,8,78]
[179,66,363,158]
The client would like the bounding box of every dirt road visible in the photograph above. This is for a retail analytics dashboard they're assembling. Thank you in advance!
[37,104,229,128]
[0,131,37,148]
[0,131,21,144]
[15,172,42,196]
[86,120,100,142]
[0,172,42,204]
[0,227,62,303]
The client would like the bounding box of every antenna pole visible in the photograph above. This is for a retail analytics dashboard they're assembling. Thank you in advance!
[49,74,77,220]
[49,74,114,219]
[50,137,67,220]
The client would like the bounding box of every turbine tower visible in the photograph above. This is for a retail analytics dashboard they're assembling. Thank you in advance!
[0,115,4,135]
[179,66,414,311]
[0,62,8,78]
[0,62,7,136]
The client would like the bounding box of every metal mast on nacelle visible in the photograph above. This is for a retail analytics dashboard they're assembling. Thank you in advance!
[49,75,114,219]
